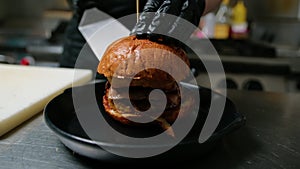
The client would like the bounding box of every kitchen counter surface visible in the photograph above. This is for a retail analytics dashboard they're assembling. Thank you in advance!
[0,89,300,169]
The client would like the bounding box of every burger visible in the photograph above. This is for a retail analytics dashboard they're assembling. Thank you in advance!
[97,35,193,137]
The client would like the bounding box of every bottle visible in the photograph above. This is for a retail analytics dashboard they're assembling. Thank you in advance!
[202,12,216,38]
[214,0,231,39]
[231,0,248,39]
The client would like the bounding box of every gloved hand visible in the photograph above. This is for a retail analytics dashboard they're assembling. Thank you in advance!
[131,0,206,43]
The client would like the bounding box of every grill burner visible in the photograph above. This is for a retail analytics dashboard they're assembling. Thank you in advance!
[186,39,297,93]
[210,39,276,57]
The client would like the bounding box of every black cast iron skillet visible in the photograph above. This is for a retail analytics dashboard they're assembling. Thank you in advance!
[44,80,245,163]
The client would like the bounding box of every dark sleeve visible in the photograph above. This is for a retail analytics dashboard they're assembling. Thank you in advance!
[59,11,86,68]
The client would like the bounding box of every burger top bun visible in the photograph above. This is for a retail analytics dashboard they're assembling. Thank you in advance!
[97,35,190,88]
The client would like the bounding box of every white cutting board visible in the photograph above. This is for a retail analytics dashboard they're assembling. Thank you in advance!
[0,64,93,137]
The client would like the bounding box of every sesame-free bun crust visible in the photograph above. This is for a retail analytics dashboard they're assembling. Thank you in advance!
[97,35,190,88]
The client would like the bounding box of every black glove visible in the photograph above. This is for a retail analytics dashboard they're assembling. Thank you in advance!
[131,0,206,43]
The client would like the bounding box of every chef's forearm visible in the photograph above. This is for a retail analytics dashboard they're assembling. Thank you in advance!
[203,0,222,15]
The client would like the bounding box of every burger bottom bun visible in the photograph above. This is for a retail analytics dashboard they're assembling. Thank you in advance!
[102,86,195,137]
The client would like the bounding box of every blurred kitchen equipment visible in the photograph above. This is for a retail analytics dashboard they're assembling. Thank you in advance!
[0,0,72,66]
[245,0,300,19]
[0,54,15,64]
[189,0,300,93]
[187,38,296,93]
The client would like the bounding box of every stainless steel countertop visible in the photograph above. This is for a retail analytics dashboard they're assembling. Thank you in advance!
[0,89,300,169]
